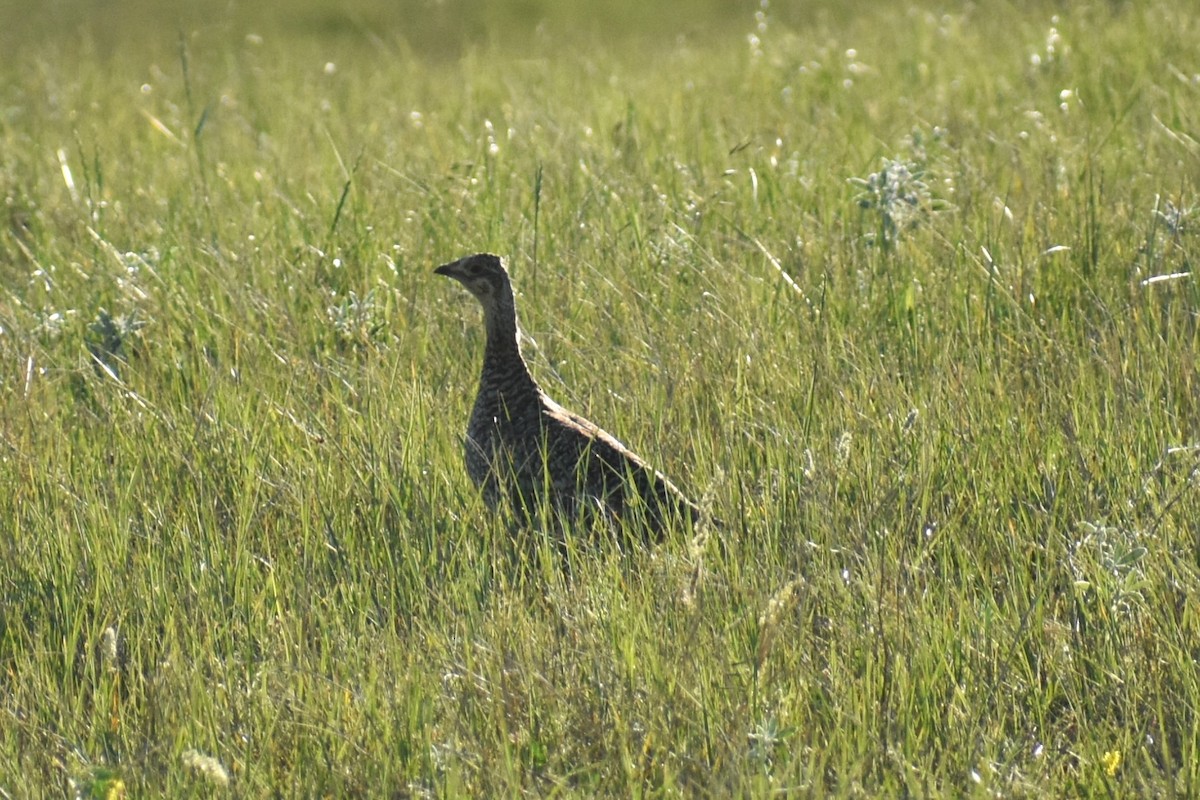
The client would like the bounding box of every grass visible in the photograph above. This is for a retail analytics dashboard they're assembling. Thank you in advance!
[2,0,1199,795]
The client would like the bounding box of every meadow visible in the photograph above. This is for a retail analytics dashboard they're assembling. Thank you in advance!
[2,0,1199,795]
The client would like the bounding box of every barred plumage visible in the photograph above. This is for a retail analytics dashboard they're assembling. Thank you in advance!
[435,252,701,540]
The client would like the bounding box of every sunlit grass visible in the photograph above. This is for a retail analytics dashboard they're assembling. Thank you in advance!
[2,0,1199,795]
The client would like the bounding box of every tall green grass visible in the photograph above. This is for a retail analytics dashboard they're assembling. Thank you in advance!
[2,0,1199,795]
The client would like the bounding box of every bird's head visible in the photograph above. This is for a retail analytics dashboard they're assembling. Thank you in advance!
[434,252,512,308]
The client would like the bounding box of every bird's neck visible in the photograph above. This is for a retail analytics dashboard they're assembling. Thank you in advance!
[481,298,537,393]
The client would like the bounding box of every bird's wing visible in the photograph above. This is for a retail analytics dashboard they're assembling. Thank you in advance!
[540,397,648,466]
[541,398,694,507]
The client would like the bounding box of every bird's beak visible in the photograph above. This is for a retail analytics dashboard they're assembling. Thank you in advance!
[434,259,461,279]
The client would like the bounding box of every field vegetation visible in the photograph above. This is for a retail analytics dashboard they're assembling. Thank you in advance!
[2,0,1199,795]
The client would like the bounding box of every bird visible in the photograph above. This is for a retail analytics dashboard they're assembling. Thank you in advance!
[435,252,703,542]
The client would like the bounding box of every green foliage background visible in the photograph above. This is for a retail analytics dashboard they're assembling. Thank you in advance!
[2,0,1199,795]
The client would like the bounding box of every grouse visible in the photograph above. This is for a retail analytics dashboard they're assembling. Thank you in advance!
[435,252,702,540]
